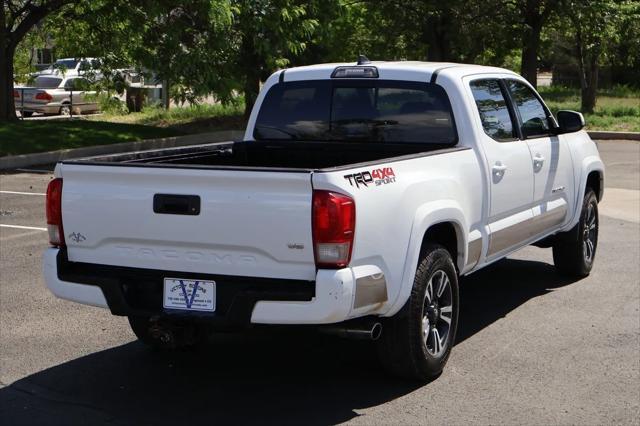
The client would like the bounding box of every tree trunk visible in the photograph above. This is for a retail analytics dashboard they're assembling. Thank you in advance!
[243,74,260,118]
[239,28,260,118]
[0,42,18,122]
[162,79,170,109]
[581,56,598,114]
[575,26,599,114]
[425,15,452,62]
[521,23,542,88]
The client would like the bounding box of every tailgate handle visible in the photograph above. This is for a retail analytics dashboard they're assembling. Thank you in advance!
[153,194,200,215]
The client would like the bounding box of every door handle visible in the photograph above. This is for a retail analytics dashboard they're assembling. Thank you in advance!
[153,194,201,215]
[492,162,508,173]
[533,154,545,165]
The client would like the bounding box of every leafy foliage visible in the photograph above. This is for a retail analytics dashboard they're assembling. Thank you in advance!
[3,0,640,123]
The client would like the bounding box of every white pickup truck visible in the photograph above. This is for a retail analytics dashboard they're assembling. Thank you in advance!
[43,59,604,380]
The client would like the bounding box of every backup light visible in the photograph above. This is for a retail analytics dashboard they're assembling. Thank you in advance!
[312,190,355,268]
[331,66,379,78]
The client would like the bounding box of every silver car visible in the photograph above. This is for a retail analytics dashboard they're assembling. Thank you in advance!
[14,75,99,117]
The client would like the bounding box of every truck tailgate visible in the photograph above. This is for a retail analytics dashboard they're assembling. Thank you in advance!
[59,164,316,281]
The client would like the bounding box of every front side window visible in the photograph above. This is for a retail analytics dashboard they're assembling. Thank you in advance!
[64,78,90,91]
[254,80,457,145]
[55,59,79,70]
[470,79,516,142]
[507,80,551,138]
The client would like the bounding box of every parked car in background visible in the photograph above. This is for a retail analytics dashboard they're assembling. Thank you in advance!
[14,75,100,117]
[33,57,99,78]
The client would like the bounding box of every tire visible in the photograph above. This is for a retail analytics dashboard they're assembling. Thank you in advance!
[21,111,34,118]
[552,188,599,277]
[128,316,208,350]
[59,104,71,116]
[377,244,459,381]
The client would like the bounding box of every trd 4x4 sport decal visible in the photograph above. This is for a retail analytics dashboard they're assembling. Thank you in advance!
[344,167,396,188]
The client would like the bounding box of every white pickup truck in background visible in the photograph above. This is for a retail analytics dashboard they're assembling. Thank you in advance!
[43,59,604,380]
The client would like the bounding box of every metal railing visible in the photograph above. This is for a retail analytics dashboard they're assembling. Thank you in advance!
[15,87,97,120]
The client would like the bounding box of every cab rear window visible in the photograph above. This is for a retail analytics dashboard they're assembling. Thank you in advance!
[254,80,457,145]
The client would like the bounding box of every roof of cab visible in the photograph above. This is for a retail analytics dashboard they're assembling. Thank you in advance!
[279,61,518,83]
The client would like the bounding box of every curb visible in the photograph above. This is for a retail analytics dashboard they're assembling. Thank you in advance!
[587,131,640,141]
[0,130,245,170]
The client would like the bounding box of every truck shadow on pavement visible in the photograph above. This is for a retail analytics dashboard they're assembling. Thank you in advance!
[1,258,581,425]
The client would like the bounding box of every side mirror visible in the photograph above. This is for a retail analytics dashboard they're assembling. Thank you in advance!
[556,110,585,134]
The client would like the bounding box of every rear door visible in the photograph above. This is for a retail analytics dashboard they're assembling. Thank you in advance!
[64,77,95,112]
[467,77,534,259]
[60,164,317,281]
[505,79,574,237]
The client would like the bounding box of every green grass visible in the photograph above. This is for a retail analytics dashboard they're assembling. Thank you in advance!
[0,120,183,157]
[538,85,640,132]
[94,102,246,134]
[1,102,246,157]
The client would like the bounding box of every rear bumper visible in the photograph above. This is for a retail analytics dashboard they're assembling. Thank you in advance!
[16,102,61,114]
[43,248,385,326]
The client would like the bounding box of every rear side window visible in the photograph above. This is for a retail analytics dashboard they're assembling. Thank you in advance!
[34,77,62,89]
[507,80,551,138]
[254,80,457,145]
[470,79,516,142]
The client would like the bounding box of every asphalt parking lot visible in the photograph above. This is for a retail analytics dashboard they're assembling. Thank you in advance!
[0,141,638,425]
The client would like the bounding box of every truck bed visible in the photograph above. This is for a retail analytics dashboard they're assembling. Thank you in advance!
[70,140,456,170]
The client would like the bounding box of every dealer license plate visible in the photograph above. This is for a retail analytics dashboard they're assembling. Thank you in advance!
[163,278,216,312]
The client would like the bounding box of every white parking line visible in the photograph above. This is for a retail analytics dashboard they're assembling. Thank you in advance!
[0,224,47,231]
[0,229,46,241]
[0,190,46,196]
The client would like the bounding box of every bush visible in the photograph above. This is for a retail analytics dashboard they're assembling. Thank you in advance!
[99,95,129,115]
[600,84,640,98]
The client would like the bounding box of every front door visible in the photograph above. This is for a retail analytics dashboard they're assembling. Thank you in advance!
[505,79,574,238]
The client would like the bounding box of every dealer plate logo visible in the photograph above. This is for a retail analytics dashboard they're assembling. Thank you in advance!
[163,278,216,312]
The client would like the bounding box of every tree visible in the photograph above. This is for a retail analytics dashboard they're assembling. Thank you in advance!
[50,0,235,107]
[563,0,620,113]
[516,0,558,88]
[13,20,49,82]
[607,1,640,86]
[230,0,318,116]
[49,0,318,116]
[340,1,520,66]
[1,0,74,122]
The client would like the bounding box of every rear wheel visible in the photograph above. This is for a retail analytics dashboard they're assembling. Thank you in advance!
[377,244,459,381]
[59,104,71,116]
[128,316,208,350]
[21,111,34,118]
[553,189,599,277]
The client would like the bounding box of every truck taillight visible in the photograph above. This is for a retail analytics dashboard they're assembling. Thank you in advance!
[35,92,53,101]
[312,190,355,269]
[46,178,65,247]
